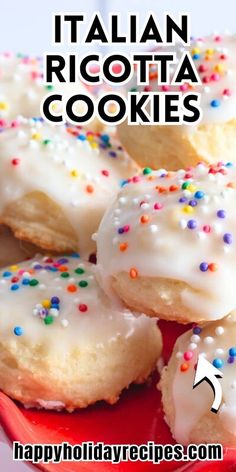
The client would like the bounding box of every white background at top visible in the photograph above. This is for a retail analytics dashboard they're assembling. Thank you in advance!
[1,0,235,55]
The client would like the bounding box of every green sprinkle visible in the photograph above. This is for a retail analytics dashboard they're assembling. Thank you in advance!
[45,85,54,91]
[75,268,85,275]
[29,279,39,286]
[44,316,54,325]
[129,87,138,92]
[182,182,190,190]
[43,139,52,146]
[60,272,70,278]
[143,167,152,175]
[78,280,88,288]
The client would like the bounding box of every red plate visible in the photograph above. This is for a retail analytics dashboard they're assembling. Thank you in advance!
[0,321,235,471]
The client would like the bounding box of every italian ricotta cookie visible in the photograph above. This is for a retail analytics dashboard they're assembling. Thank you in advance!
[0,52,99,126]
[0,118,139,255]
[0,225,39,267]
[0,255,162,411]
[118,34,236,169]
[96,162,236,323]
[160,313,236,446]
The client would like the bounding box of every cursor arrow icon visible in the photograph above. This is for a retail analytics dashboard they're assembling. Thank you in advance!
[193,356,223,414]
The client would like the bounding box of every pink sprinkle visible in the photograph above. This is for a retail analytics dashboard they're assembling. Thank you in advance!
[203,225,211,233]
[214,35,222,42]
[198,64,208,73]
[101,169,109,177]
[0,119,7,127]
[220,54,227,60]
[180,84,188,92]
[132,176,141,183]
[154,202,163,210]
[162,85,170,92]
[144,85,152,92]
[11,120,20,128]
[210,73,220,82]
[11,158,20,166]
[123,225,130,233]
[203,76,210,84]
[183,351,193,361]
[223,88,231,96]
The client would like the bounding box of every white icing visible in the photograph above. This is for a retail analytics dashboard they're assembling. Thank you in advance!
[127,34,236,125]
[0,119,138,256]
[0,255,156,352]
[0,52,89,121]
[97,163,236,320]
[171,315,236,444]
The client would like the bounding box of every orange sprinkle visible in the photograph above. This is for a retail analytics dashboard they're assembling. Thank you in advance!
[140,215,149,224]
[149,71,158,80]
[158,186,167,194]
[67,284,77,293]
[227,182,236,189]
[59,266,68,272]
[209,263,218,272]
[130,268,138,279]
[180,363,189,372]
[119,242,128,252]
[86,184,94,193]
[169,184,179,192]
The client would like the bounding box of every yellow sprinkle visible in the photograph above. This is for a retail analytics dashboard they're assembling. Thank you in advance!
[206,48,214,55]
[191,47,200,55]
[0,102,8,110]
[214,63,225,73]
[42,299,51,309]
[10,265,18,272]
[31,132,41,140]
[183,205,194,214]
[87,135,94,142]
[188,184,197,193]
[71,169,79,177]
[90,142,98,149]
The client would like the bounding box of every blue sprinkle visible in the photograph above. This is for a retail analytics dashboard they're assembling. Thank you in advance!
[226,162,233,167]
[100,134,110,143]
[194,191,205,199]
[51,303,59,310]
[3,271,12,278]
[118,228,124,234]
[120,179,129,187]
[11,284,19,291]
[187,219,197,230]
[57,258,68,264]
[217,209,226,219]
[210,99,220,108]
[192,53,200,60]
[70,252,80,258]
[22,279,30,286]
[14,326,23,336]
[213,358,224,369]
[229,347,236,357]
[77,134,86,141]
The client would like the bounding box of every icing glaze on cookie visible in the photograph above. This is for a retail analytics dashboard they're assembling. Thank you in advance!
[0,52,90,121]
[171,313,236,443]
[0,118,138,255]
[128,34,236,125]
[0,255,153,350]
[97,162,236,319]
